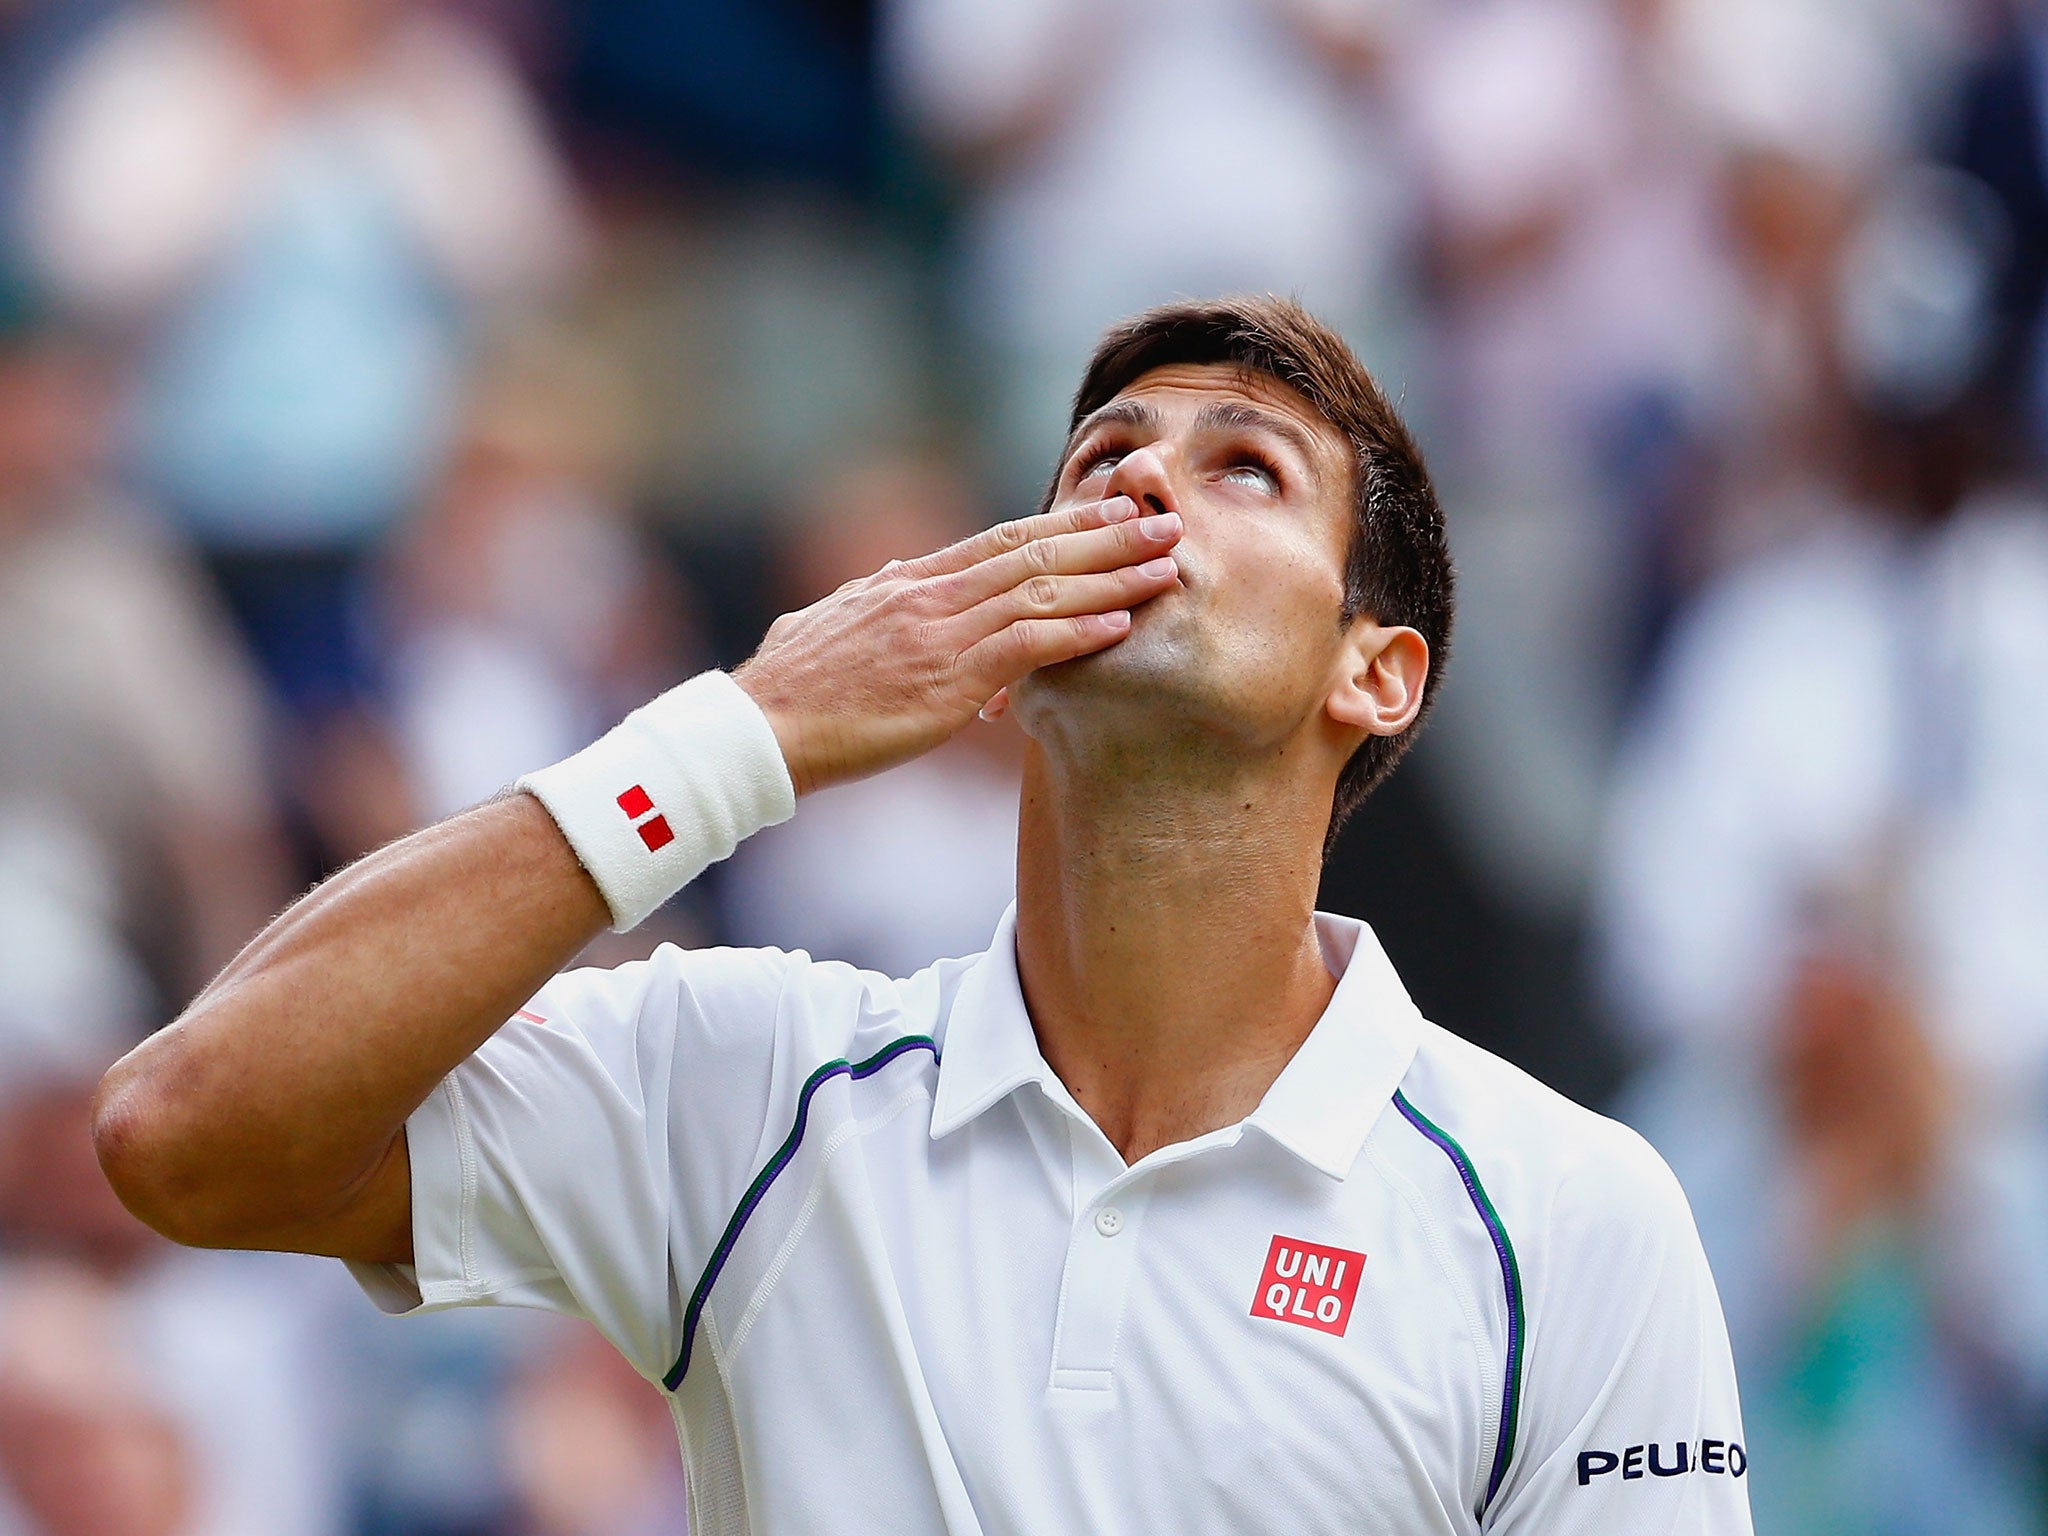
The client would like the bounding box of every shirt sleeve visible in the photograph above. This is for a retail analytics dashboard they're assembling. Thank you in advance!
[1485,1128,1753,1535]
[346,943,800,1382]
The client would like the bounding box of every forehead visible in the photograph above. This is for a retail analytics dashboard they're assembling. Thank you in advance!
[1092,362,1347,466]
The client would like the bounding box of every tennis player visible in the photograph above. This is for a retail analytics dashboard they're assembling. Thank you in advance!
[95,296,1750,1534]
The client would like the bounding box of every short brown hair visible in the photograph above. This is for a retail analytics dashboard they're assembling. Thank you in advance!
[1044,295,1454,844]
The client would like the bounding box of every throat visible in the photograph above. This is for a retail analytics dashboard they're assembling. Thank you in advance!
[1011,749,1339,1165]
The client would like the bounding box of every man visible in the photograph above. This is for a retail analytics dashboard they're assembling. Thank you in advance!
[94,297,1750,1533]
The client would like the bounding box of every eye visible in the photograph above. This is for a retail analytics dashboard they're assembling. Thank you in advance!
[1222,461,1278,493]
[1076,450,1123,480]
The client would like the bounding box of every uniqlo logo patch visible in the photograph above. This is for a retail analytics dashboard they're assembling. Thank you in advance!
[1251,1235,1366,1337]
[616,785,674,851]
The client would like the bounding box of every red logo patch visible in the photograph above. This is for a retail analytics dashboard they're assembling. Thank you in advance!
[1251,1235,1366,1337]
[616,785,674,852]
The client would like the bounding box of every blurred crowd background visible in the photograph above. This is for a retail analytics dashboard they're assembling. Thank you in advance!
[3,0,2047,1532]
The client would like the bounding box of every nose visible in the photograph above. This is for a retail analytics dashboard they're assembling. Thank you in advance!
[1103,440,1178,520]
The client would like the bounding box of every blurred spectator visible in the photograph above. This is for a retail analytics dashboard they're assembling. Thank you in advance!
[1392,0,1738,915]
[722,453,1022,974]
[20,0,584,716]
[1587,16,2048,1529]
[0,1263,196,1536]
[498,1321,686,1536]
[327,1303,532,1536]
[304,328,713,1536]
[0,848,351,1536]
[0,1252,354,1536]
[0,819,152,1277]
[0,285,288,1002]
[885,0,1417,505]
[377,321,728,950]
[381,324,689,823]
[1599,404,2048,1529]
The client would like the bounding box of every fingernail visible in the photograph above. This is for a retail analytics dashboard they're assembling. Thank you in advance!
[1139,511,1181,538]
[1102,496,1135,523]
[1139,556,1176,577]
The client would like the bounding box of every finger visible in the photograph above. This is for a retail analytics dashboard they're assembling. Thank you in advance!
[934,510,1182,609]
[953,558,1179,645]
[978,687,1010,722]
[960,610,1132,694]
[901,496,1139,579]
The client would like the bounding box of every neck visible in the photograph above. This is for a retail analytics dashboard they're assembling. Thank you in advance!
[1013,740,1338,1165]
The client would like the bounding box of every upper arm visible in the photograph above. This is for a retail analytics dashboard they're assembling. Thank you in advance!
[1485,1135,1752,1535]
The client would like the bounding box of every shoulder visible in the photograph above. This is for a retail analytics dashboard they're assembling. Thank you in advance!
[1392,1023,1695,1253]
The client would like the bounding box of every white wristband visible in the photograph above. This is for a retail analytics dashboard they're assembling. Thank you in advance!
[517,670,796,932]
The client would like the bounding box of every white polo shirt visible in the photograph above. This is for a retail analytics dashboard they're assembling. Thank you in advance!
[352,907,1751,1535]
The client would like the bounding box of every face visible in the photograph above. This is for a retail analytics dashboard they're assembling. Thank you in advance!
[216,0,394,81]
[1011,362,1361,756]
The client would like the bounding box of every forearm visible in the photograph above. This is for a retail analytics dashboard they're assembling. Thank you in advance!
[94,792,607,1249]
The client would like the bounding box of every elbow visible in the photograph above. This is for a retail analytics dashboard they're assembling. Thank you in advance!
[91,1043,234,1250]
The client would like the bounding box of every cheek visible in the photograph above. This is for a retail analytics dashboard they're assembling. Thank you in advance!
[1210,535,1343,643]
[1199,539,1349,695]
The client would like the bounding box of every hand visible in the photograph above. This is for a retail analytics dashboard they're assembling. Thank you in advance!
[733,495,1183,795]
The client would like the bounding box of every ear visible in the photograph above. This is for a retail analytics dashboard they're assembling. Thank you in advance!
[1326,624,1429,740]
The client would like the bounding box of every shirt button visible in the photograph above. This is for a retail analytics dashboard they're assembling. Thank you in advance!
[1094,1206,1125,1237]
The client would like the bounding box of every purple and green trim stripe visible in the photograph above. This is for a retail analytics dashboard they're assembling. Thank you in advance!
[664,1034,938,1391]
[1392,1088,1525,1511]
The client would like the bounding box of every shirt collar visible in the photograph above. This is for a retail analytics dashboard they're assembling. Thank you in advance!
[929,905,1423,1180]
[929,905,1060,1137]
[1242,912,1425,1178]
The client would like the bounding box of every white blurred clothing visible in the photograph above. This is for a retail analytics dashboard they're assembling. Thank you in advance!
[389,487,650,822]
[1660,0,1969,177]
[391,623,588,823]
[723,744,1019,978]
[0,804,148,1096]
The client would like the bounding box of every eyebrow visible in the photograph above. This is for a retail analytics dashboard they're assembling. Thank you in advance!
[1063,396,1325,485]
[1190,400,1323,481]
[1064,398,1158,462]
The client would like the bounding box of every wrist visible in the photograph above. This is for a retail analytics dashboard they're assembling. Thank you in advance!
[517,670,796,932]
